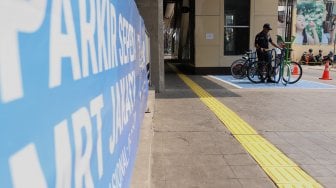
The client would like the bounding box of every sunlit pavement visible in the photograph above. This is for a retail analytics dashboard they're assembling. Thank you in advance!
[149,63,336,187]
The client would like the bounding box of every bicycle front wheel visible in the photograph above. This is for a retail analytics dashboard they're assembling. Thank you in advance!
[283,62,302,84]
[282,64,291,85]
[247,61,266,83]
[269,57,281,83]
[231,59,247,79]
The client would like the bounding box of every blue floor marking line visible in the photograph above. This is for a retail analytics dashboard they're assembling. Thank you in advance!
[211,75,336,89]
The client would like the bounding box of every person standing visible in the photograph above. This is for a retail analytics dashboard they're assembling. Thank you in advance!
[254,23,281,82]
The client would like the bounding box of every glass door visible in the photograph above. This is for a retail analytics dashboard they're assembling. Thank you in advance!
[224,0,250,55]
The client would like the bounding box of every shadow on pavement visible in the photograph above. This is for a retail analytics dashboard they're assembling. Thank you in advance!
[157,63,240,99]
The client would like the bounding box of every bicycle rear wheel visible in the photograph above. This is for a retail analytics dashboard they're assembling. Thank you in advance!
[231,59,247,79]
[247,61,267,83]
[283,62,302,84]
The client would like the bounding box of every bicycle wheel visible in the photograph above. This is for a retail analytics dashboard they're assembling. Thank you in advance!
[283,62,302,84]
[247,61,267,83]
[231,59,247,79]
[282,64,291,85]
[269,57,281,83]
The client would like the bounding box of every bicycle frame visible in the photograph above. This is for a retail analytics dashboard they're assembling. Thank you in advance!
[243,51,257,67]
[277,45,292,85]
[231,50,257,79]
[273,36,300,85]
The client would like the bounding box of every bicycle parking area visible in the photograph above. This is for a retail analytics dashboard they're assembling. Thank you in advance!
[210,75,336,89]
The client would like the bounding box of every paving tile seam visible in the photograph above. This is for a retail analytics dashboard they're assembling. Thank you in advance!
[168,64,324,188]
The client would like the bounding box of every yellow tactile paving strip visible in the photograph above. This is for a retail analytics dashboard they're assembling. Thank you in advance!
[169,64,323,188]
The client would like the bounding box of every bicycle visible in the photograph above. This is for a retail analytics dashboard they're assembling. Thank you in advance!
[271,36,302,85]
[272,49,302,85]
[246,49,278,83]
[247,36,302,85]
[231,50,257,79]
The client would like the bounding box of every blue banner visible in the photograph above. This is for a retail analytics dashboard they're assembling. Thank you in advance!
[0,0,148,187]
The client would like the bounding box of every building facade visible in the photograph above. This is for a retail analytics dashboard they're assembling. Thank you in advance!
[194,0,278,74]
[136,0,336,91]
[194,0,336,70]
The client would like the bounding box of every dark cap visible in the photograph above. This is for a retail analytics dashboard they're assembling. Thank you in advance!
[263,23,272,30]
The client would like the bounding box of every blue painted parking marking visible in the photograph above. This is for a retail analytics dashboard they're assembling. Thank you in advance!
[211,75,336,89]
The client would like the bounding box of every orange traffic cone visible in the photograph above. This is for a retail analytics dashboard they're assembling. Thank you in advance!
[292,64,299,75]
[319,61,332,80]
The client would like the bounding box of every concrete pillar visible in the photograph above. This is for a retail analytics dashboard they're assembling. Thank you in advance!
[135,0,165,92]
